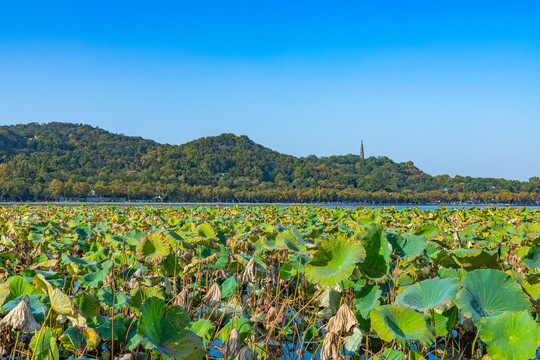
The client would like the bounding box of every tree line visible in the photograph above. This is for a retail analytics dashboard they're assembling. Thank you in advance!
[0,122,538,204]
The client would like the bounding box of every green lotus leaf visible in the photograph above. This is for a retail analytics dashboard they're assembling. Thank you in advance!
[29,327,59,360]
[33,273,74,316]
[73,293,100,318]
[0,283,9,307]
[384,232,427,260]
[353,285,381,318]
[480,311,540,360]
[208,244,228,270]
[371,305,435,346]
[521,246,540,268]
[129,286,165,308]
[432,249,499,271]
[188,319,216,345]
[136,232,170,262]
[456,269,531,322]
[344,327,364,353]
[96,314,126,341]
[197,223,216,238]
[97,286,131,309]
[305,235,365,286]
[374,348,405,360]
[76,227,92,239]
[220,275,238,299]
[414,224,440,238]
[138,297,206,360]
[61,254,101,272]
[395,277,459,312]
[78,262,113,288]
[358,223,390,281]
[433,306,458,337]
[61,326,82,352]
[6,275,34,301]
[275,229,307,253]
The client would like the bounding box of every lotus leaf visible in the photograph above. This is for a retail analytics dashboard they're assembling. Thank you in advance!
[456,269,531,321]
[305,235,365,286]
[432,249,499,270]
[385,232,427,260]
[138,297,206,360]
[136,232,170,262]
[371,305,435,346]
[358,224,390,281]
[30,327,60,360]
[395,277,459,312]
[97,286,131,309]
[480,310,540,360]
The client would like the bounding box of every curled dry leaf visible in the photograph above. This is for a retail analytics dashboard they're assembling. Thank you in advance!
[326,303,358,335]
[320,332,339,360]
[242,257,257,284]
[266,265,278,287]
[174,289,189,307]
[131,268,143,279]
[0,299,41,333]
[264,306,283,330]
[125,278,139,291]
[267,339,285,358]
[235,346,253,360]
[202,282,221,308]
[222,328,240,358]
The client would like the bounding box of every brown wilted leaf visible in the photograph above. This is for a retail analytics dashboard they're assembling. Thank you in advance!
[131,268,143,279]
[320,332,339,360]
[202,282,221,308]
[267,339,284,358]
[174,289,189,307]
[326,303,358,335]
[264,306,283,330]
[0,299,41,333]
[235,346,253,360]
[222,328,240,357]
[266,264,278,287]
[242,257,257,283]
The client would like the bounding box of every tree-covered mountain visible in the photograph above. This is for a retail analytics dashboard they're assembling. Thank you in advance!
[0,122,538,203]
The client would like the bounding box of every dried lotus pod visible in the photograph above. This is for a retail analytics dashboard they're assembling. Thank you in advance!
[235,346,253,360]
[242,257,256,284]
[0,298,41,333]
[326,303,358,335]
[320,332,339,360]
[174,289,189,307]
[221,328,240,357]
[202,283,221,308]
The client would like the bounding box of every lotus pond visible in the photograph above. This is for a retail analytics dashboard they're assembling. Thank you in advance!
[1,205,540,360]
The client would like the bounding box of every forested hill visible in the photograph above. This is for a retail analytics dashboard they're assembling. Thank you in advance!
[0,122,538,203]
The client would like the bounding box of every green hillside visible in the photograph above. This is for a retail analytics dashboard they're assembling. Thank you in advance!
[0,122,538,203]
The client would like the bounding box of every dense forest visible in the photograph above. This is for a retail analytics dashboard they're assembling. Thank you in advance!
[0,122,539,204]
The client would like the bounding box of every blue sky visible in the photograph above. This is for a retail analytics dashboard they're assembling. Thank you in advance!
[0,1,539,180]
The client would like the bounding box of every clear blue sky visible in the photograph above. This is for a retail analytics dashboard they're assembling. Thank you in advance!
[0,1,539,181]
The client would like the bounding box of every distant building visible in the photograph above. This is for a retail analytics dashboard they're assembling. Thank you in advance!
[360,140,365,161]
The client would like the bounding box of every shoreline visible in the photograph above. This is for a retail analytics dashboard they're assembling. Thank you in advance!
[0,201,538,208]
